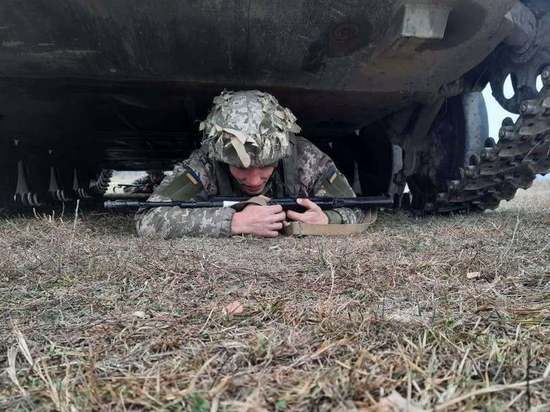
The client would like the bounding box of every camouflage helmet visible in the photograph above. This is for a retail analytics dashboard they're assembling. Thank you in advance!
[199,90,301,168]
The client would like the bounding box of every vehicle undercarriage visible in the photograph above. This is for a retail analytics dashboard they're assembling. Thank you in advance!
[0,0,549,212]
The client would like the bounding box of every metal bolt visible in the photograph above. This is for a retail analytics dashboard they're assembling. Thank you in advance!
[520,103,527,113]
[520,102,539,115]
[465,165,477,178]
[469,154,480,166]
[448,180,461,191]
[499,128,516,141]
[540,68,550,87]
[482,147,497,161]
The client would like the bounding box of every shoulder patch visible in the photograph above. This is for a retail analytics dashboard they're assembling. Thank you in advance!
[186,172,199,185]
[324,166,338,183]
[184,167,202,186]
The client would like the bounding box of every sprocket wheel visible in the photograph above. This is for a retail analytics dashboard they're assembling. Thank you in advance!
[427,67,550,213]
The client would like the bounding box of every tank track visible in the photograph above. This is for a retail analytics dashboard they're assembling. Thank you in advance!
[88,169,113,196]
[429,69,550,213]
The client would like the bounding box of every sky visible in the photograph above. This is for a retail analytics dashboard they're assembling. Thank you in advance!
[482,80,519,140]
[483,75,545,139]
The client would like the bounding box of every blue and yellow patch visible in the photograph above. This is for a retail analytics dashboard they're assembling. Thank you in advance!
[186,172,199,185]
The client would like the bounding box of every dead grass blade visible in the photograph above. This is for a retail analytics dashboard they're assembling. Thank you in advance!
[6,346,28,397]
[1,183,549,410]
[434,363,550,410]
[13,324,33,366]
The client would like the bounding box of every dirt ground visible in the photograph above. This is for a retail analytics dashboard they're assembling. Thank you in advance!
[1,181,549,411]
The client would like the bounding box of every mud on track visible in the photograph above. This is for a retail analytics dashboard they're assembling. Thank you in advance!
[1,181,549,410]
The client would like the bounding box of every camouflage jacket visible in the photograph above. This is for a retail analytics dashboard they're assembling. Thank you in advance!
[136,136,366,238]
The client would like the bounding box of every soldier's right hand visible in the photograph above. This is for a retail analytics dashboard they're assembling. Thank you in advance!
[230,204,286,237]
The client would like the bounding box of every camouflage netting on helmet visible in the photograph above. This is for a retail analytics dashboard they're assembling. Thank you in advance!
[199,90,301,168]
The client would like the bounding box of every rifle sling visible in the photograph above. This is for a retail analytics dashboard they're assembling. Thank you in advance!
[283,210,377,236]
[230,195,269,212]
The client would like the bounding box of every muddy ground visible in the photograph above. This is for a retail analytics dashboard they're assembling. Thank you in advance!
[1,182,549,411]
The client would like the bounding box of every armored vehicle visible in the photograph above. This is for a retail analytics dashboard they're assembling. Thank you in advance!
[1,0,549,212]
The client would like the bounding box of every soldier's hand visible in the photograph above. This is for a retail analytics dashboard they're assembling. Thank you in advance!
[286,198,329,225]
[231,204,286,237]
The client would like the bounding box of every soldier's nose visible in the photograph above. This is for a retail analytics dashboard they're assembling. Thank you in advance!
[247,172,263,186]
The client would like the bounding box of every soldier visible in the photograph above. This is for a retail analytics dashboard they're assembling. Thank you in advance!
[136,90,366,238]
[123,170,166,194]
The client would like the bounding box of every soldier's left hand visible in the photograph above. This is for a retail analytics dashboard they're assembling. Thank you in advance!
[286,198,329,225]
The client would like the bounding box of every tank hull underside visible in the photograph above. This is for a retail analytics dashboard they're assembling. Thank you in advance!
[0,0,515,169]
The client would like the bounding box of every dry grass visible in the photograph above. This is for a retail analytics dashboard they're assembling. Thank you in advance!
[1,181,549,411]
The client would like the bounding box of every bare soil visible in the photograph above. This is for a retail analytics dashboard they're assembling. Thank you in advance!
[1,181,549,411]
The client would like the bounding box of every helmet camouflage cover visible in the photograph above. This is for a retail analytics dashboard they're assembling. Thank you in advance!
[199,90,301,168]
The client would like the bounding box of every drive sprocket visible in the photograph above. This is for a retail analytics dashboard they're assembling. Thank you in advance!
[432,68,550,213]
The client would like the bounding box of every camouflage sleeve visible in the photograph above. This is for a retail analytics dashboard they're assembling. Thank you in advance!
[292,137,366,224]
[136,206,235,238]
[135,152,235,238]
[312,162,368,225]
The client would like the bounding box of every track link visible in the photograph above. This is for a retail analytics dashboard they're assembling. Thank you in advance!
[89,169,113,196]
[431,69,550,213]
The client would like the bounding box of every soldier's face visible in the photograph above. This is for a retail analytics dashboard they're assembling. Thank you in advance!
[229,165,276,195]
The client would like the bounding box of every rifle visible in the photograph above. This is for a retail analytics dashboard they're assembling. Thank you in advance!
[113,183,141,193]
[104,196,394,213]
[114,183,155,194]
